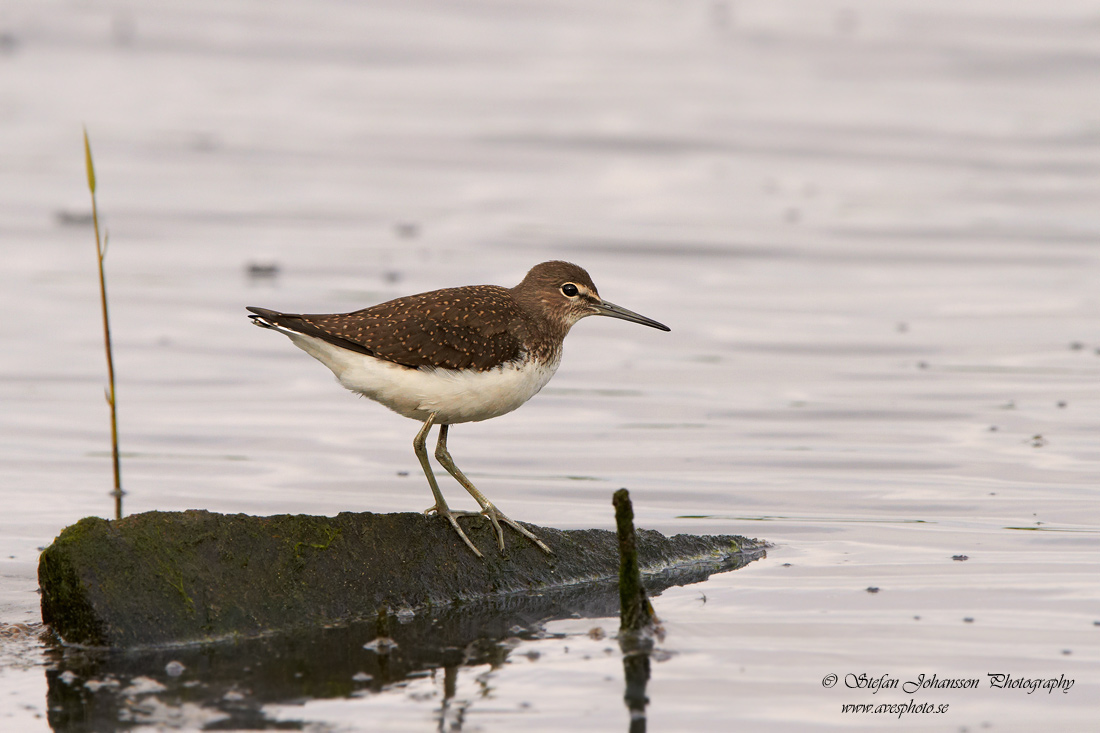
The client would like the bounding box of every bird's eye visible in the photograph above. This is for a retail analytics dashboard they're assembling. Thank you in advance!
[561,283,579,297]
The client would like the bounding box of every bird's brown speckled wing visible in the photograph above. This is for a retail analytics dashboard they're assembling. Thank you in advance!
[251,285,529,371]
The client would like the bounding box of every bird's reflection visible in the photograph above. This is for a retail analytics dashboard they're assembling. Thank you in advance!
[435,664,468,732]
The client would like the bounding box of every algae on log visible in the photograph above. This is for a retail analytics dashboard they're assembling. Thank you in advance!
[39,510,763,648]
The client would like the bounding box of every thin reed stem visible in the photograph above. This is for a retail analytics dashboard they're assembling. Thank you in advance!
[84,128,124,520]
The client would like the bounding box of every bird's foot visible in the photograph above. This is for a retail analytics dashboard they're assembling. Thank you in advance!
[422,504,480,518]
[480,503,553,555]
[424,503,484,558]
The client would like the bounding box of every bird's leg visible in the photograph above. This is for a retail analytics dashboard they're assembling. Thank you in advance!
[414,413,483,558]
[434,424,553,555]
[433,425,503,548]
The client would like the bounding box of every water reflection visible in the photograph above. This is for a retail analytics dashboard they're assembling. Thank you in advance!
[435,664,466,731]
[43,550,760,730]
[620,633,653,733]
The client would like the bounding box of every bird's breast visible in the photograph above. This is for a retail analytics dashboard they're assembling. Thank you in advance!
[405,354,561,424]
[287,331,560,424]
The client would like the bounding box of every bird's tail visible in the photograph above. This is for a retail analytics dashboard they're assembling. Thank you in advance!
[246,306,285,330]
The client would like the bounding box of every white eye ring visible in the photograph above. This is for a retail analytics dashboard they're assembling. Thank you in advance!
[561,283,579,297]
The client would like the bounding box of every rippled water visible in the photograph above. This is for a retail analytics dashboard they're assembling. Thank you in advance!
[2,0,1099,730]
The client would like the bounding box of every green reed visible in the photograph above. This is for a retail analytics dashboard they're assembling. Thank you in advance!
[83,128,124,520]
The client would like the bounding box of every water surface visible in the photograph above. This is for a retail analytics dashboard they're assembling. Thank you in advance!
[2,0,1099,730]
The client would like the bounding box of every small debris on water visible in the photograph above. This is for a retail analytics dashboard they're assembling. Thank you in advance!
[55,210,94,226]
[165,661,185,677]
[123,677,167,697]
[246,262,280,280]
[362,637,398,653]
[952,555,969,562]
[0,31,19,54]
[866,587,880,594]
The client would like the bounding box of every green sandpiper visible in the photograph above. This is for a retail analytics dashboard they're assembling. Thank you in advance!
[247,260,669,557]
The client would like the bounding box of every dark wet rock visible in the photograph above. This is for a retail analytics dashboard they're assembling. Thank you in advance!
[44,556,743,731]
[39,510,762,648]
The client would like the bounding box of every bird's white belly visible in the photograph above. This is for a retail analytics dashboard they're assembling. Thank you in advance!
[285,332,559,424]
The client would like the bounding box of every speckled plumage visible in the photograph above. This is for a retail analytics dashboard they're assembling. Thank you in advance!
[250,262,602,373]
[250,284,539,372]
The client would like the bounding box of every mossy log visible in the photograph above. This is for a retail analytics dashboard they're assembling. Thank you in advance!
[39,510,761,648]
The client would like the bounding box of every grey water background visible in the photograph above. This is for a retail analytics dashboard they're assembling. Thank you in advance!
[2,0,1100,729]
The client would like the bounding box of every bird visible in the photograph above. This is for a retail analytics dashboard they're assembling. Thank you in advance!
[246,260,670,557]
